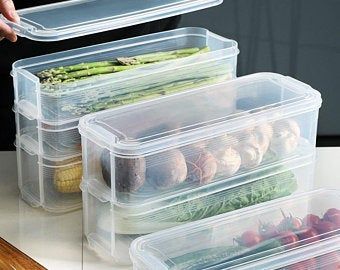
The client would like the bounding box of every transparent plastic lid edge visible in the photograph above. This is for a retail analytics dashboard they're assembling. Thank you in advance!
[1,0,223,41]
[78,72,322,157]
[129,189,339,270]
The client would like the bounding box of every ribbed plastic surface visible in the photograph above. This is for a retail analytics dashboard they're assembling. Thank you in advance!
[1,0,223,41]
[130,189,340,270]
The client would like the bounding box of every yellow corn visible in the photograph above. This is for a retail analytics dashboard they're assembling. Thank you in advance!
[54,162,83,193]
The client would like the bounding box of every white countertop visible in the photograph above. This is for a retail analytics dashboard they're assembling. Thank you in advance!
[0,149,339,270]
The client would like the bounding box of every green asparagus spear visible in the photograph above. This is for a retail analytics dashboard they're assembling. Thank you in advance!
[37,47,210,84]
[43,65,146,84]
[37,61,118,78]
[116,47,201,65]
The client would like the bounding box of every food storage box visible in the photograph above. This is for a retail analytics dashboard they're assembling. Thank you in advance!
[79,72,321,263]
[79,73,321,204]
[15,111,81,159]
[12,27,239,125]
[13,27,238,211]
[130,189,340,270]
[16,140,82,212]
[82,160,316,264]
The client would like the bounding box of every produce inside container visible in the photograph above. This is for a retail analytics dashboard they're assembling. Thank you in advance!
[82,160,315,264]
[79,73,321,206]
[13,27,238,123]
[129,189,340,270]
[17,145,82,212]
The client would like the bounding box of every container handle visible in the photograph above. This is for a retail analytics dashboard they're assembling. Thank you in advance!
[16,100,38,121]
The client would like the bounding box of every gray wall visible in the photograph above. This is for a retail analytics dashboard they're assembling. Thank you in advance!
[180,0,340,136]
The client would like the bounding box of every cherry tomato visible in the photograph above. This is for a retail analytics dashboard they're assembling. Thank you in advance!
[276,231,299,249]
[315,220,337,238]
[295,227,320,245]
[323,208,340,229]
[278,211,303,232]
[236,230,262,247]
[323,208,340,221]
[303,214,321,228]
[258,221,279,240]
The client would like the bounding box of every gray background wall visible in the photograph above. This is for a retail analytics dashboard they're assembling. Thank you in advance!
[180,0,340,140]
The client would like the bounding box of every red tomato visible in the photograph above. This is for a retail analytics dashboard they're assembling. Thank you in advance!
[303,214,321,228]
[296,227,320,245]
[236,230,262,247]
[258,222,279,240]
[276,231,299,249]
[323,208,340,221]
[315,221,337,238]
[278,211,303,232]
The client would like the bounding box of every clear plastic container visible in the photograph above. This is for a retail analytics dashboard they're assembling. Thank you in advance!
[15,109,81,159]
[1,0,223,41]
[79,72,322,263]
[82,160,316,265]
[12,27,238,125]
[130,189,340,270]
[79,73,321,206]
[16,141,82,213]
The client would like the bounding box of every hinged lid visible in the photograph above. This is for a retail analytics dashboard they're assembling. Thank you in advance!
[1,0,222,41]
[78,73,322,158]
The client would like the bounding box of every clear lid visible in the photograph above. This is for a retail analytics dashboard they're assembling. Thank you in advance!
[78,73,322,158]
[130,189,340,270]
[1,0,222,41]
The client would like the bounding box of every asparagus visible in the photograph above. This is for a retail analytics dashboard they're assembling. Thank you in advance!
[37,61,118,79]
[60,75,229,115]
[37,47,210,85]
[116,47,201,65]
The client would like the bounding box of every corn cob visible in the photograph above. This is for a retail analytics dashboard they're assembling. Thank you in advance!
[54,162,83,193]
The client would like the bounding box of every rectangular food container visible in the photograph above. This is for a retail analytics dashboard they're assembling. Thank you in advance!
[12,27,239,125]
[15,111,81,159]
[130,189,340,270]
[82,160,316,264]
[13,27,238,211]
[79,72,321,263]
[16,140,82,213]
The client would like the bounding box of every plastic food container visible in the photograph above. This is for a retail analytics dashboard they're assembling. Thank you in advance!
[1,0,223,41]
[82,161,316,264]
[16,145,82,212]
[12,27,239,125]
[79,72,321,263]
[15,112,81,159]
[130,189,340,270]
[13,27,238,212]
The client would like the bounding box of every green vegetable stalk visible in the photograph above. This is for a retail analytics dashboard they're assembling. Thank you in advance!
[37,47,209,84]
[166,239,284,270]
[113,167,298,235]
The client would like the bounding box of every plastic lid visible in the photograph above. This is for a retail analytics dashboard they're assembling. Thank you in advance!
[78,73,322,158]
[1,0,223,41]
[130,189,340,270]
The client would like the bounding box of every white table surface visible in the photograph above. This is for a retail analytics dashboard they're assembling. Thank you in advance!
[0,148,339,270]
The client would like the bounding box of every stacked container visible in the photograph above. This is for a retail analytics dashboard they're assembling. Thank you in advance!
[79,73,322,264]
[5,0,327,268]
[12,27,239,212]
[130,189,340,270]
